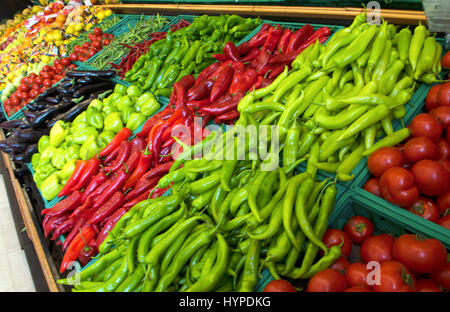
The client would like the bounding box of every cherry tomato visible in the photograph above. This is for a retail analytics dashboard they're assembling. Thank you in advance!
[306,269,347,292]
[343,215,375,245]
[43,79,52,88]
[29,89,39,98]
[18,84,30,92]
[73,46,82,54]
[372,261,416,292]
[403,136,439,163]
[360,233,395,263]
[363,177,382,198]
[55,64,65,74]
[430,262,450,290]
[27,76,35,85]
[263,280,296,292]
[409,113,443,142]
[411,159,450,196]
[20,77,29,85]
[344,262,372,288]
[379,167,419,207]
[448,129,450,145]
[40,72,50,80]
[330,256,350,273]
[42,65,52,72]
[438,215,450,230]
[92,40,103,50]
[408,197,441,223]
[61,57,71,67]
[321,229,352,258]
[31,83,40,91]
[416,279,443,292]
[436,191,450,215]
[437,82,450,107]
[425,84,442,112]
[367,147,404,177]
[103,39,111,46]
[53,58,61,66]
[28,72,37,80]
[69,52,78,62]
[3,99,10,107]
[442,51,450,70]
[393,234,447,274]
[93,27,103,37]
[344,286,372,292]
[18,91,29,100]
[34,76,43,85]
[47,70,56,78]
[82,42,91,49]
[87,50,96,59]
[10,97,21,106]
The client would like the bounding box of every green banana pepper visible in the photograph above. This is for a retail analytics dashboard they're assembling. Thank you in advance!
[86,106,104,129]
[104,112,123,133]
[126,112,147,132]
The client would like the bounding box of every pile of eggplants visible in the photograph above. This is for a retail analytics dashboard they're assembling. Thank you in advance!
[0,70,116,164]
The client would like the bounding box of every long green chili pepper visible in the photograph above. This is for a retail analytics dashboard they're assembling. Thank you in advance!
[237,239,260,292]
[362,127,411,156]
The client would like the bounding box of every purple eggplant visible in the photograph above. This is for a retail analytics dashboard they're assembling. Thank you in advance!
[0,119,22,129]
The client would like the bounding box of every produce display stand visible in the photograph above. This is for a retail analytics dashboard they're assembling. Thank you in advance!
[0,3,448,293]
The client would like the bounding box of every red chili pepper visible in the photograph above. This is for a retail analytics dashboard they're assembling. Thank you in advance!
[210,64,234,103]
[41,191,83,217]
[130,136,146,153]
[229,67,258,95]
[80,171,108,203]
[98,128,132,158]
[103,140,132,173]
[214,109,240,124]
[248,30,270,48]
[240,48,260,63]
[223,41,240,62]
[93,169,129,209]
[161,118,184,143]
[296,32,330,51]
[255,49,271,75]
[186,98,211,110]
[125,176,160,202]
[123,188,154,209]
[268,64,287,80]
[70,193,96,219]
[159,146,173,163]
[268,50,300,65]
[161,137,176,149]
[276,28,293,54]
[58,160,88,197]
[103,144,120,165]
[249,75,264,92]
[122,150,141,174]
[286,24,315,53]
[187,77,215,101]
[135,108,174,138]
[70,158,101,192]
[95,207,127,249]
[199,92,244,116]
[247,23,271,47]
[44,214,70,238]
[138,160,174,183]
[60,225,97,273]
[209,60,233,81]
[212,53,229,62]
[236,41,250,56]
[262,26,283,53]
[50,215,75,240]
[88,191,125,225]
[195,62,222,86]
[122,151,152,191]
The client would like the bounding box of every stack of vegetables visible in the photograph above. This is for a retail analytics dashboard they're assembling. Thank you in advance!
[123,14,263,97]
[68,27,115,63]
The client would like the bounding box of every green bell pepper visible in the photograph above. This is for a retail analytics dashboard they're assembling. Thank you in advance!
[40,174,63,201]
[104,112,123,133]
[104,92,121,107]
[40,146,58,165]
[102,104,118,116]
[126,112,147,131]
[60,159,76,180]
[79,135,100,160]
[73,127,98,145]
[31,153,41,168]
[71,120,88,133]
[51,148,66,169]
[72,111,87,125]
[126,84,142,99]
[116,95,134,112]
[38,135,50,153]
[65,144,80,162]
[121,106,135,124]
[89,99,104,111]
[114,83,128,96]
[98,131,115,147]
[137,92,161,117]
[86,106,104,129]
[49,121,67,147]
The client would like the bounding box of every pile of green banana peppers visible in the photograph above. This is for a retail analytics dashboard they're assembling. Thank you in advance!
[124,14,262,97]
[32,83,160,200]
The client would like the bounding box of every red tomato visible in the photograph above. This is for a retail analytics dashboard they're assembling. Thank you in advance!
[27,76,35,85]
[430,262,450,290]
[93,27,103,37]
[42,65,52,72]
[437,82,450,107]
[28,72,37,80]
[10,97,21,106]
[360,234,395,263]
[438,215,450,229]
[18,83,30,92]
[43,79,52,88]
[69,52,78,62]
[416,279,443,292]
[73,46,82,54]
[53,58,61,66]
[430,106,450,131]
[103,38,111,46]
[306,269,347,292]
[367,147,404,177]
[409,113,443,142]
[344,262,372,288]
[363,177,382,198]
[436,192,450,214]
[34,76,43,85]
[40,72,50,80]
[92,40,102,50]
[87,50,96,59]
[403,136,439,163]
[29,89,39,98]
[18,91,29,100]
[47,70,56,78]
[20,77,29,85]
[393,234,447,274]
[55,64,65,74]
[372,261,416,292]
[408,197,441,222]
[411,159,450,196]
[448,130,450,145]
[344,286,371,292]
[330,256,350,273]
[437,138,450,161]
[425,84,442,112]
[322,229,352,258]
[61,57,71,67]
[263,280,296,292]
[379,167,419,207]
[343,215,374,245]
[31,84,40,91]
[3,99,10,106]
[53,75,64,82]
[442,51,450,70]
[82,42,91,49]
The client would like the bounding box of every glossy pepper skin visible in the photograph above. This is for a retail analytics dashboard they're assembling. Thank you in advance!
[210,64,234,103]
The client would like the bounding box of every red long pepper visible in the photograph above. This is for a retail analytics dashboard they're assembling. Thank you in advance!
[123,150,141,174]
[98,128,132,158]
[103,144,120,165]
[50,215,76,240]
[199,91,244,116]
[124,176,160,202]
[138,160,174,184]
[247,23,271,46]
[276,28,293,54]
[70,158,101,192]
[80,171,108,203]
[248,30,270,48]
[285,24,314,53]
[210,64,234,103]
[195,62,221,86]
[214,109,240,124]
[262,26,283,53]
[122,151,152,191]
[88,191,125,225]
[41,191,83,217]
[93,169,129,209]
[58,160,88,197]
[60,225,96,273]
[43,214,70,238]
[130,136,146,153]
[268,64,287,80]
[296,34,329,52]
[229,67,258,95]
[135,107,174,138]
[186,98,211,110]
[236,41,251,56]
[69,193,96,219]
[103,140,131,173]
[223,41,240,62]
[212,53,229,62]
[95,207,127,249]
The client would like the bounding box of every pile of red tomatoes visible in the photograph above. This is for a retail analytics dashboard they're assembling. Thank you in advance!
[68,28,114,62]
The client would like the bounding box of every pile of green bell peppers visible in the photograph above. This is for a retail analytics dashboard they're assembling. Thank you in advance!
[32,83,160,201]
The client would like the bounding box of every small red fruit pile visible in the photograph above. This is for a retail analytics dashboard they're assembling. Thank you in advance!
[363,82,450,229]
[2,57,76,117]
[69,28,114,62]
[308,216,449,292]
